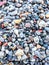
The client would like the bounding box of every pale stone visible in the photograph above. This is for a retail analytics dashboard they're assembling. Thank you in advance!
[15,49,24,56]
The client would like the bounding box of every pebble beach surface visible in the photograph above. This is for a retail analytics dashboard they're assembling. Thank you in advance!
[0,0,49,65]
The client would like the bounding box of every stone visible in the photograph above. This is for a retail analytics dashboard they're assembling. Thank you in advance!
[38,20,47,28]
[19,32,25,38]
[0,1,6,6]
[7,62,14,65]
[46,49,49,56]
[15,49,24,61]
[0,62,2,65]
[15,49,24,56]
[45,27,49,32]
[45,12,49,18]
[39,14,45,19]
[13,19,22,24]
[0,18,3,23]
[3,42,8,46]
[25,23,31,28]
[0,51,4,58]
[4,22,9,27]
[25,47,29,53]
[21,54,27,60]
[34,36,39,43]
[14,29,19,37]
[0,41,2,46]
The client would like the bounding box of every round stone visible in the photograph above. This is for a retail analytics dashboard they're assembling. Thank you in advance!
[46,12,49,18]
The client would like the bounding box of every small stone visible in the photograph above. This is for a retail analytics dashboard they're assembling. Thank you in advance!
[15,49,24,56]
[19,32,25,38]
[34,36,39,43]
[36,0,43,4]
[38,20,47,28]
[28,0,33,2]
[14,29,19,37]
[3,42,8,46]
[0,41,2,46]
[0,37,4,42]
[32,47,37,52]
[13,19,22,24]
[0,62,2,65]
[8,42,12,46]
[7,62,14,65]
[1,46,5,51]
[39,14,45,19]
[45,27,49,32]
[45,12,49,18]
[46,49,49,56]
[25,23,31,28]
[21,54,27,60]
[20,12,30,17]
[5,49,9,54]
[3,34,7,39]
[25,47,29,53]
[4,22,9,27]
[16,3,22,7]
[0,18,3,23]
[0,1,6,6]
[0,51,4,58]
[37,44,41,49]
[1,23,4,28]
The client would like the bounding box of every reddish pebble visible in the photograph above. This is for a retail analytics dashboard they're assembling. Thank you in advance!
[33,55,38,59]
[3,42,8,46]
[0,1,6,6]
[0,41,2,46]
[38,30,42,32]
[1,23,4,28]
[25,23,31,28]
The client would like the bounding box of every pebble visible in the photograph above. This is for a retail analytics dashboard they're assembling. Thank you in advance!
[46,49,49,56]
[45,12,49,18]
[38,20,47,28]
[25,23,31,28]
[0,51,4,58]
[13,19,22,24]
[15,49,24,56]
[34,36,39,43]
[14,29,19,36]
